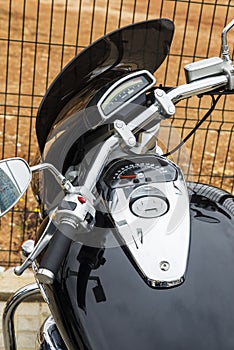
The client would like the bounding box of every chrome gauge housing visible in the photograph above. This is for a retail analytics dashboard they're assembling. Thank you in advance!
[97,70,156,120]
[99,154,191,288]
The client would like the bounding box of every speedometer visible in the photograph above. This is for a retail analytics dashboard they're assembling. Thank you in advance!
[102,155,178,190]
[97,70,156,120]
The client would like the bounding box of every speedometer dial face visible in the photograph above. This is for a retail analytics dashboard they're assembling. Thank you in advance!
[113,163,142,180]
[97,70,156,120]
[103,156,178,189]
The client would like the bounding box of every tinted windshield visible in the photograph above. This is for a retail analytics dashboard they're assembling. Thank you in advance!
[37,19,174,152]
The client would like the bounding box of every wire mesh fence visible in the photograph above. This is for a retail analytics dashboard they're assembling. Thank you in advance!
[0,0,233,266]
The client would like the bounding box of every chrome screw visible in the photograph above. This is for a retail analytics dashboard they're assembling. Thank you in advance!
[128,137,136,145]
[168,106,175,114]
[160,261,170,271]
[156,89,164,97]
[116,121,124,129]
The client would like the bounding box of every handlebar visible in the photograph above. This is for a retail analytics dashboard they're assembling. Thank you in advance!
[167,75,229,104]
[37,226,72,284]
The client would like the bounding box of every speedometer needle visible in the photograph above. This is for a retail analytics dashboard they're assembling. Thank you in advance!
[119,174,137,179]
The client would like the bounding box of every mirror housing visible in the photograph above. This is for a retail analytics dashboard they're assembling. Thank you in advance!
[0,158,31,217]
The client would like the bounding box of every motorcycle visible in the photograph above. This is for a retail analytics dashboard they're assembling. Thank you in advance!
[1,18,234,349]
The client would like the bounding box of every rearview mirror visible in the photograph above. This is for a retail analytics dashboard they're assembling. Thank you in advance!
[0,158,31,217]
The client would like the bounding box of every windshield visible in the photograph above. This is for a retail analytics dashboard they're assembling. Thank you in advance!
[36,18,174,153]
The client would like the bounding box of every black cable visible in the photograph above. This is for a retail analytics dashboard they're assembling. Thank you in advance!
[162,94,222,157]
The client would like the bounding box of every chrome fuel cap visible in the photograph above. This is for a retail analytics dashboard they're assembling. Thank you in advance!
[130,195,168,218]
[130,186,169,218]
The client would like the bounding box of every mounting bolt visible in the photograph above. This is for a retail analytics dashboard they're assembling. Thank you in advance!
[168,106,175,114]
[156,89,164,97]
[160,261,170,271]
[116,121,124,129]
[128,137,136,146]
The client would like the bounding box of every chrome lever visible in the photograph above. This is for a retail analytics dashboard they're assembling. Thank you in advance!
[14,216,56,275]
[221,19,234,62]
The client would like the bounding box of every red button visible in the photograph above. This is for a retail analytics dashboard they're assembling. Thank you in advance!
[78,195,86,204]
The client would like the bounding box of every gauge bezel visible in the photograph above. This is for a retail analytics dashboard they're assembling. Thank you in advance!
[97,70,156,120]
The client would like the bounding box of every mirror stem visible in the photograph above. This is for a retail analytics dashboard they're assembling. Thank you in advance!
[30,163,74,192]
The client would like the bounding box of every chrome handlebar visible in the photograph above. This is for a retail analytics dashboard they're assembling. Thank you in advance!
[167,75,229,104]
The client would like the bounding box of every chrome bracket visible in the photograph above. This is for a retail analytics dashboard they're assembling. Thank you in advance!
[114,120,137,147]
[154,89,175,118]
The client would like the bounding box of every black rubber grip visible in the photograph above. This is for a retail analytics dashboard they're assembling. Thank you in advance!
[39,223,73,278]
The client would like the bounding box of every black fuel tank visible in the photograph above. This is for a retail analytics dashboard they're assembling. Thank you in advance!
[45,183,234,350]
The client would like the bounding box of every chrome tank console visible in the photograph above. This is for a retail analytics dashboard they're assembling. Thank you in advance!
[99,154,190,288]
